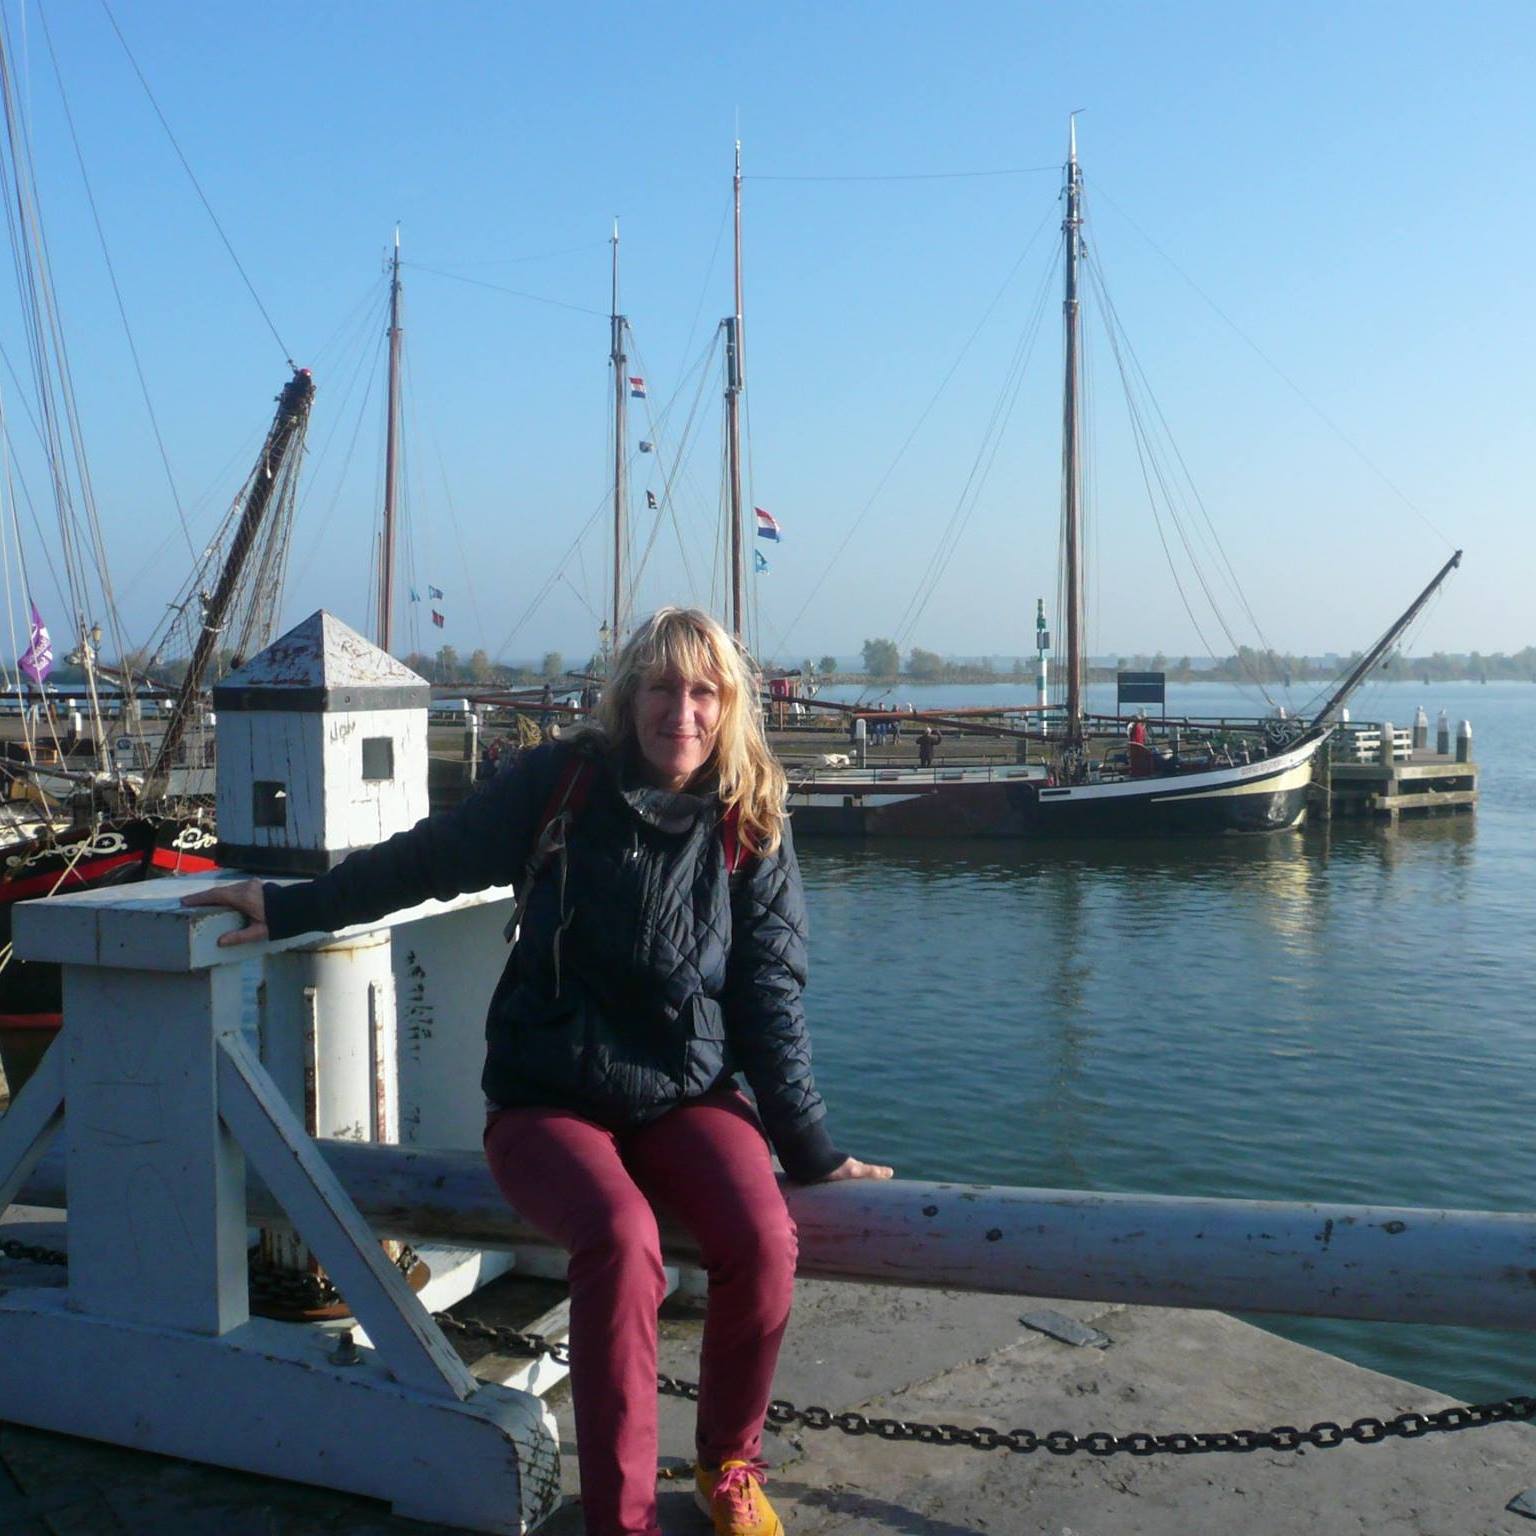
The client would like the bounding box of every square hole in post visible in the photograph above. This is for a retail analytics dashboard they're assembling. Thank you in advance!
[252,780,288,828]
[361,736,395,781]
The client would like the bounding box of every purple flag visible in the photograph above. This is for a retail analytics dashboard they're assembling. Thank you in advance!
[19,603,52,684]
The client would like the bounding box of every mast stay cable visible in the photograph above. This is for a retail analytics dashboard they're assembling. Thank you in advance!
[36,4,194,567]
[891,250,1058,656]
[1089,176,1454,551]
[98,0,294,368]
[1083,254,1276,708]
[762,204,1058,668]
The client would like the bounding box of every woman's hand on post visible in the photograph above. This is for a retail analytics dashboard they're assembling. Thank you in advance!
[821,1155,894,1182]
[180,879,270,947]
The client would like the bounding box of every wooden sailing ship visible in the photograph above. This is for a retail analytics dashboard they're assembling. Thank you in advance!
[0,369,315,1032]
[784,124,1460,838]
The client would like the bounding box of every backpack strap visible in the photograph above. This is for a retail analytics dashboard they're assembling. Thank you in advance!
[721,802,751,875]
[503,756,596,944]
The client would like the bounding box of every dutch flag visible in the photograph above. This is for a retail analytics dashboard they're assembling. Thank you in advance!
[754,507,781,542]
[629,376,647,399]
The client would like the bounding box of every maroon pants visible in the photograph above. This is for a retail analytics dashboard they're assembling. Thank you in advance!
[484,1089,798,1536]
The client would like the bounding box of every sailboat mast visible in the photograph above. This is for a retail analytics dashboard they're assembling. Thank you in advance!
[379,227,403,654]
[725,139,745,641]
[1060,118,1085,743]
[611,218,627,658]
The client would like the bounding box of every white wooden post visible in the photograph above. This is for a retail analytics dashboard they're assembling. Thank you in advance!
[213,610,517,1309]
[1,881,560,1535]
[62,963,249,1333]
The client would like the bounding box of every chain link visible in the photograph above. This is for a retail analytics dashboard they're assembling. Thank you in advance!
[1,1236,68,1268]
[432,1309,1536,1460]
[0,1236,421,1315]
[7,1243,1531,1462]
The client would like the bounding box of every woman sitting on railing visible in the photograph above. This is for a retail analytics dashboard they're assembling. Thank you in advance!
[184,606,891,1536]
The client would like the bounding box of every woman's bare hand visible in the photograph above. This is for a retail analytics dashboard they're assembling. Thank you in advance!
[820,1155,894,1182]
[180,879,270,947]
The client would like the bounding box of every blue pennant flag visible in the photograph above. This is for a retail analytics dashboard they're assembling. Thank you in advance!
[428,584,444,599]
[639,440,654,453]
[409,587,420,602]
[754,549,769,574]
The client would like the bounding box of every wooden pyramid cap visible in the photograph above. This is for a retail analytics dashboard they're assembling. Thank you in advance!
[212,610,431,715]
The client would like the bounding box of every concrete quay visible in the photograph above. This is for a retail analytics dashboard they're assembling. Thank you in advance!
[3,1202,1531,1536]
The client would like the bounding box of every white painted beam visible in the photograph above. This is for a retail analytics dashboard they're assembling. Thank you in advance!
[0,1290,559,1534]
[0,1046,64,1211]
[10,874,514,973]
[215,1037,477,1399]
[27,1140,1533,1334]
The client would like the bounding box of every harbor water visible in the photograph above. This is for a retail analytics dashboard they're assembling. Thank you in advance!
[799,678,1534,1404]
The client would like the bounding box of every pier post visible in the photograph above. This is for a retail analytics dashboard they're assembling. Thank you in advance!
[1457,718,1473,763]
[854,715,867,767]
[1437,708,1450,755]
[1378,720,1396,767]
[1412,705,1428,750]
[1312,736,1332,822]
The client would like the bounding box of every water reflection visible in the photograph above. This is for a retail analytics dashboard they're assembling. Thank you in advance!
[795,785,1527,1403]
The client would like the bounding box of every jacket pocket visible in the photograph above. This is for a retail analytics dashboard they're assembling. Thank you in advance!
[681,993,729,1096]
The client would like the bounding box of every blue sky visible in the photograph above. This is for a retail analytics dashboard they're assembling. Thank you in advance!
[1,0,1531,669]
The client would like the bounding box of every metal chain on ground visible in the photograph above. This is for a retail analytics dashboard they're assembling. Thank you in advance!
[0,1236,68,1268]
[5,1244,1528,1461]
[247,1245,424,1313]
[0,1237,421,1314]
[433,1313,1536,1459]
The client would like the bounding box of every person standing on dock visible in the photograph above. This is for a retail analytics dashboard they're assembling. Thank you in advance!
[185,606,892,1536]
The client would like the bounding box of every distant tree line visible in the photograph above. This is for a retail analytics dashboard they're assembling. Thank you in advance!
[65,645,589,692]
[54,639,1532,694]
[805,638,1536,685]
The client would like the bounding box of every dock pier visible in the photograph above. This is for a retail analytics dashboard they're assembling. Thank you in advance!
[1316,721,1479,822]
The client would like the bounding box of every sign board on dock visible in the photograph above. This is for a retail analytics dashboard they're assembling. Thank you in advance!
[1117,670,1166,707]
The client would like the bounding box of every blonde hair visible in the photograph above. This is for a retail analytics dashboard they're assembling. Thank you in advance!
[587,607,787,855]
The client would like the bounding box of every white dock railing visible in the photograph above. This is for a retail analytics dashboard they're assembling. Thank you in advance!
[1334,724,1414,764]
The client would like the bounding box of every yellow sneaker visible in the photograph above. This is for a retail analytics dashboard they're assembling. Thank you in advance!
[694,1458,785,1536]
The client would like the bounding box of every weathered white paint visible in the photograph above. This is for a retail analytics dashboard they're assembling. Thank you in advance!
[259,933,398,1272]
[392,898,516,1150]
[48,1138,1524,1335]
[326,704,430,851]
[62,964,249,1335]
[2,882,560,1535]
[216,1037,474,1397]
[217,706,429,855]
[10,873,513,972]
[214,610,430,858]
[0,1045,63,1212]
[0,1294,558,1534]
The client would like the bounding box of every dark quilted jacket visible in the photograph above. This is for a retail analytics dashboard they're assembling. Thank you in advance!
[262,741,843,1182]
